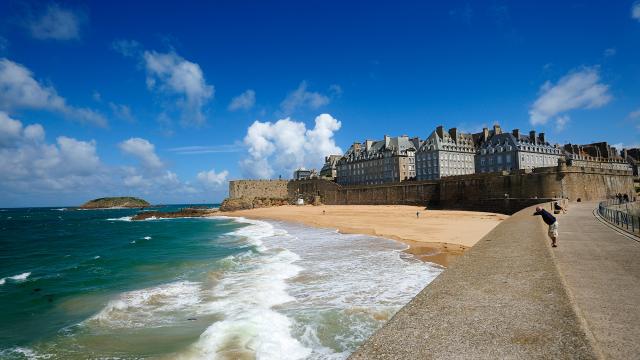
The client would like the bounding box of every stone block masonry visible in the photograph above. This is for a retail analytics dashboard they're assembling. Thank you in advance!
[286,164,634,214]
[228,180,289,200]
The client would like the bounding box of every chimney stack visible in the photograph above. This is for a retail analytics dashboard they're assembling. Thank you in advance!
[539,132,545,144]
[529,130,536,144]
[365,140,373,151]
[448,127,458,140]
[493,124,502,135]
[384,135,390,147]
[482,127,489,142]
[436,126,444,139]
[512,129,520,138]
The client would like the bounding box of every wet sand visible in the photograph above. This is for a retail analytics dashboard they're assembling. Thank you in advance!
[222,205,508,266]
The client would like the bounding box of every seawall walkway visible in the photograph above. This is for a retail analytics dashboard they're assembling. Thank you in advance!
[554,201,640,359]
[350,203,605,359]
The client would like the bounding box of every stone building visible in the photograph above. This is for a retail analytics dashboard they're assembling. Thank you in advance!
[415,126,476,180]
[622,148,639,177]
[336,135,420,185]
[319,155,342,180]
[293,168,316,180]
[475,125,562,173]
[563,142,631,172]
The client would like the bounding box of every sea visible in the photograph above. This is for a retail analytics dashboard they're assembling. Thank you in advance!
[0,205,443,359]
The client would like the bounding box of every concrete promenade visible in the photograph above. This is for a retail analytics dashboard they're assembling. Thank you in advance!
[350,204,598,359]
[553,201,640,359]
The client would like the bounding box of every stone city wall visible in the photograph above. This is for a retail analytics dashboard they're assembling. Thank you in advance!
[286,164,634,214]
[228,180,289,200]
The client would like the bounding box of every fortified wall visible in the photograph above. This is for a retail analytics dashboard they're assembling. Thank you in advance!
[286,164,634,214]
[228,179,289,199]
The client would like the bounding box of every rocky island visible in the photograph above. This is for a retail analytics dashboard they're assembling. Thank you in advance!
[80,197,150,209]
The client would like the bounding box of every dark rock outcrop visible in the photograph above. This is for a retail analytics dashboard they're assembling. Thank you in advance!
[131,208,217,221]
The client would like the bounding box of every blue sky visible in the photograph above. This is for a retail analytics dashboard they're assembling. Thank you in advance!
[0,0,639,207]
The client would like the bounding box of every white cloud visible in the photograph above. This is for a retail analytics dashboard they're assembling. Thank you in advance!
[118,138,164,170]
[0,112,105,195]
[0,113,226,206]
[228,89,256,111]
[604,48,616,57]
[633,1,640,21]
[555,115,570,132]
[143,51,213,126]
[529,67,611,127]
[197,169,229,188]
[0,58,107,127]
[111,39,141,57]
[28,4,83,41]
[240,113,342,179]
[168,144,242,155]
[280,81,330,115]
[629,108,640,119]
[109,103,135,122]
[0,36,8,52]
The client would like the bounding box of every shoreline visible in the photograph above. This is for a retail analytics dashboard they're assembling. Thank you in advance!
[221,205,507,267]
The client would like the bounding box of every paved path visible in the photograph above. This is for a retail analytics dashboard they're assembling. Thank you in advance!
[350,205,597,359]
[553,201,640,359]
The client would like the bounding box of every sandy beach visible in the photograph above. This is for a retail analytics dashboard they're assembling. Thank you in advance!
[222,205,508,266]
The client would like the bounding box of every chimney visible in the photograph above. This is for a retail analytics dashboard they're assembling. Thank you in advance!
[384,135,390,147]
[365,140,373,151]
[448,127,458,140]
[539,132,545,144]
[482,127,489,142]
[493,124,502,135]
[353,142,361,152]
[529,130,536,144]
[436,126,444,139]
[512,129,520,138]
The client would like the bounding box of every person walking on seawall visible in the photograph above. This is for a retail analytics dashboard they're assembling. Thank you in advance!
[553,201,566,214]
[534,206,559,248]
[416,211,420,219]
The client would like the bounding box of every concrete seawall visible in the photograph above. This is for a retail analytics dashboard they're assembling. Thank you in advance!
[349,204,598,359]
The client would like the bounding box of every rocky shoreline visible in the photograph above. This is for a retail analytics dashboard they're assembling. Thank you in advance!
[131,208,218,221]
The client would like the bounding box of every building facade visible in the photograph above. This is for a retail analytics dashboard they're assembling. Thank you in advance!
[293,168,315,180]
[564,142,632,172]
[336,135,420,185]
[415,126,475,180]
[475,125,562,173]
[319,155,342,180]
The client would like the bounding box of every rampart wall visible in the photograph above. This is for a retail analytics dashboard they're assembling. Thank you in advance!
[286,165,634,214]
[228,180,289,199]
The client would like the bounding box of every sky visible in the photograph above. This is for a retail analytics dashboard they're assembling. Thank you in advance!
[0,0,639,207]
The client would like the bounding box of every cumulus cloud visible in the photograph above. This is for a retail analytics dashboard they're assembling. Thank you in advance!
[240,113,342,179]
[555,115,570,132]
[0,58,107,126]
[0,112,105,196]
[143,50,214,126]
[111,39,141,57]
[280,82,330,115]
[109,103,135,122]
[633,1,640,21]
[118,138,164,170]
[197,169,229,188]
[0,113,228,206]
[529,67,611,129]
[228,89,256,111]
[28,3,84,41]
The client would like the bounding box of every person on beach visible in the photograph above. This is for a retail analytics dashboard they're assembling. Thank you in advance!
[553,201,566,214]
[534,206,558,247]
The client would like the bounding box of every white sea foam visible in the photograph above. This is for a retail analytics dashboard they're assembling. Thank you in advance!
[89,281,202,328]
[178,218,311,360]
[106,216,132,221]
[51,208,67,211]
[93,256,101,260]
[143,236,152,240]
[0,272,32,285]
[0,347,52,359]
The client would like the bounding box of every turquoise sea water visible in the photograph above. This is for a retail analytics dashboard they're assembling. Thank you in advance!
[0,206,442,359]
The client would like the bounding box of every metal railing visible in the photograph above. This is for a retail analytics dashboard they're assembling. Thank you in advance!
[597,199,640,235]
